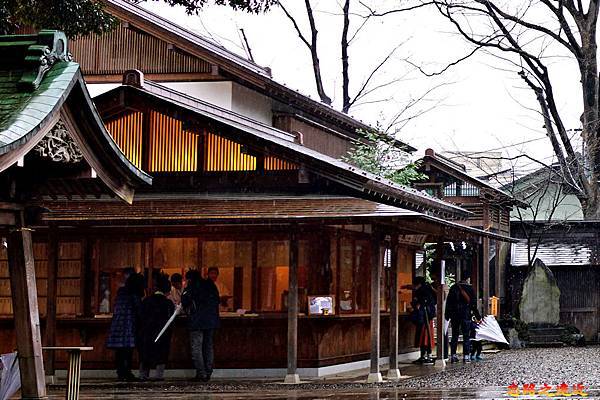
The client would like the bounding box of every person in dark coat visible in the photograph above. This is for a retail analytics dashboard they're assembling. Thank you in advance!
[138,274,176,381]
[106,272,145,381]
[181,269,220,382]
[411,276,436,364]
[445,274,481,363]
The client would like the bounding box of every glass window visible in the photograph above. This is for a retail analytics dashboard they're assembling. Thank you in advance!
[152,237,197,280]
[202,241,252,311]
[339,237,372,314]
[256,240,308,312]
[98,241,149,314]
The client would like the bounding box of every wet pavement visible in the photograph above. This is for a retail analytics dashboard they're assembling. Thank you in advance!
[46,386,600,399]
[43,347,600,399]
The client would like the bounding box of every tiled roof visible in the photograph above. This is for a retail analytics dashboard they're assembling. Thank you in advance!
[36,194,515,242]
[511,238,599,267]
[0,35,80,154]
[38,195,419,222]
[0,30,151,201]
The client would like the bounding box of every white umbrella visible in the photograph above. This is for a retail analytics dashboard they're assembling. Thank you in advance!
[474,315,509,345]
[0,352,21,400]
[155,304,182,343]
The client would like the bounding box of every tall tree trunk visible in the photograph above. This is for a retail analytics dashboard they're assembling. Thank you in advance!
[305,0,332,105]
[341,0,351,113]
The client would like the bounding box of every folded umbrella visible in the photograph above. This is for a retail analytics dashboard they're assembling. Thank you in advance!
[475,315,509,345]
[0,352,20,400]
[155,304,182,343]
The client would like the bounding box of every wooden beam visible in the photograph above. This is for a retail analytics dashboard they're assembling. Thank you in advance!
[387,235,401,380]
[367,231,382,383]
[284,228,300,384]
[7,213,47,399]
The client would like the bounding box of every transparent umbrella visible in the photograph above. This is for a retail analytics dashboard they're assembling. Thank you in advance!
[474,315,509,345]
[0,352,20,400]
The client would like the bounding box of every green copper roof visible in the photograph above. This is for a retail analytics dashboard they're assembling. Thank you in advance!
[0,30,151,195]
[0,30,76,155]
[0,61,79,154]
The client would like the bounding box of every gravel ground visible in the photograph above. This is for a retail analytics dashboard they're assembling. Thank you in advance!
[57,347,600,397]
[396,346,600,388]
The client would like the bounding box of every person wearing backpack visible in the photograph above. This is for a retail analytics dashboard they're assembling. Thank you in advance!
[444,273,480,363]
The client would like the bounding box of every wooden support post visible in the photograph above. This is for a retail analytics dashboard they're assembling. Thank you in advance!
[367,233,382,383]
[284,228,300,384]
[436,259,446,365]
[387,236,401,380]
[482,237,490,315]
[7,213,47,399]
[45,228,58,379]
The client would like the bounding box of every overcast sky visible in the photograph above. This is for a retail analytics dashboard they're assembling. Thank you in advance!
[142,0,584,176]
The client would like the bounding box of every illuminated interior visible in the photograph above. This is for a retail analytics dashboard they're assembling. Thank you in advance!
[105,111,144,168]
[104,110,298,173]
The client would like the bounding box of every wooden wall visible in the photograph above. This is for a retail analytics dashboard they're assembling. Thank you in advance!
[273,115,353,160]
[0,315,416,369]
[70,24,212,77]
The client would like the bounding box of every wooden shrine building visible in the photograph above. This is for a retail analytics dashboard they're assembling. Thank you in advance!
[0,31,151,398]
[415,149,522,314]
[1,59,514,386]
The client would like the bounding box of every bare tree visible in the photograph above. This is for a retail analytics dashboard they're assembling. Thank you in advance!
[277,0,402,113]
[450,151,580,267]
[431,0,600,219]
[361,0,600,218]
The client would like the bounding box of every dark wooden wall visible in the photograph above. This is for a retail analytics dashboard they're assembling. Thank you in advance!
[0,315,416,369]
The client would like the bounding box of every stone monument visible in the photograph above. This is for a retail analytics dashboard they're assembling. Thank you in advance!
[519,258,561,325]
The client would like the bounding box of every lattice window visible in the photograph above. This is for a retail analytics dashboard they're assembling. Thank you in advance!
[204,132,256,172]
[105,111,143,168]
[264,156,297,171]
[149,111,199,172]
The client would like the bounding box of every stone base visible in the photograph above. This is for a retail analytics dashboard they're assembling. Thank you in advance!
[366,372,383,383]
[283,373,301,384]
[386,368,401,380]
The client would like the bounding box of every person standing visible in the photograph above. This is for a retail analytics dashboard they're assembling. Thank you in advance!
[207,267,231,311]
[411,276,436,365]
[167,273,183,306]
[182,270,220,382]
[445,274,480,363]
[106,272,145,381]
[138,274,176,381]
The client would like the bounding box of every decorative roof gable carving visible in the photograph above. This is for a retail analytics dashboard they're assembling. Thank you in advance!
[33,120,83,163]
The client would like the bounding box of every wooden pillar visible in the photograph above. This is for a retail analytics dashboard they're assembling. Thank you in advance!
[45,228,58,378]
[387,236,401,380]
[7,212,47,399]
[482,237,490,315]
[367,232,382,383]
[284,228,300,384]
[436,258,446,365]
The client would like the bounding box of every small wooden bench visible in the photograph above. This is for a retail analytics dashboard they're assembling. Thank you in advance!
[43,347,93,400]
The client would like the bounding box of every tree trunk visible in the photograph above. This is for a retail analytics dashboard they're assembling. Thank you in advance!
[341,0,351,113]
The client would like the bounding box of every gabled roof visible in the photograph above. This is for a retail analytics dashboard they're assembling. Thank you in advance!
[420,148,521,206]
[0,30,151,203]
[94,74,468,219]
[99,0,417,152]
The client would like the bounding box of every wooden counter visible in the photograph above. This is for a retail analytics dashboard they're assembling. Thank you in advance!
[0,313,417,369]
